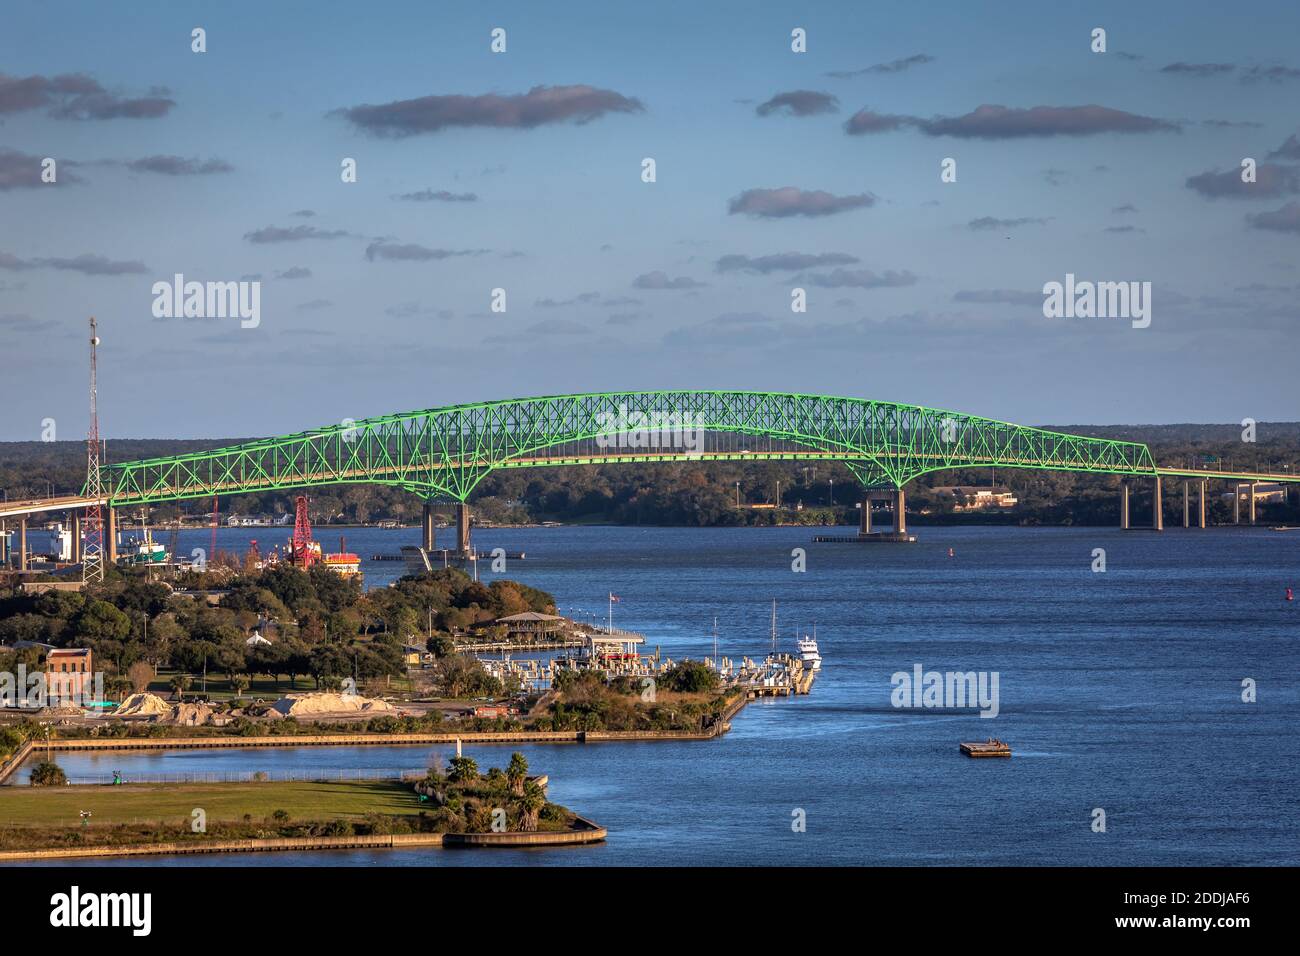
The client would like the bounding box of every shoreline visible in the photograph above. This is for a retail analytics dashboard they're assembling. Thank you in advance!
[0,703,747,784]
[0,818,609,862]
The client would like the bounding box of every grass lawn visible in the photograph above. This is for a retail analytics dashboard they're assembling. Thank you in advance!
[143,672,416,703]
[144,673,317,703]
[0,780,422,828]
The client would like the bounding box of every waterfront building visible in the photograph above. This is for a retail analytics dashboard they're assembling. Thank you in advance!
[932,486,1019,511]
[45,647,93,701]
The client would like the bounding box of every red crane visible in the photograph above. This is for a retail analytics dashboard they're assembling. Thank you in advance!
[291,495,316,567]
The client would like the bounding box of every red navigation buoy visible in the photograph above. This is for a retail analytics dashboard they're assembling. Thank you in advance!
[948,548,955,558]
[1287,588,1294,602]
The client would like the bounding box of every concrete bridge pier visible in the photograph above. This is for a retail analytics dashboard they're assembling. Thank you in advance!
[1182,481,1190,528]
[455,502,472,558]
[17,517,27,571]
[421,503,436,551]
[107,507,117,564]
[1233,484,1242,525]
[72,511,82,562]
[1152,476,1163,531]
[1197,480,1207,528]
[1249,482,1257,525]
[821,488,913,543]
[1119,482,1130,530]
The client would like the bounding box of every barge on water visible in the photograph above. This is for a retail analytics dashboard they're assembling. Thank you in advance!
[960,739,1012,758]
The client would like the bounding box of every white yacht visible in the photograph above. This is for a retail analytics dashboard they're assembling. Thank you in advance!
[798,633,822,670]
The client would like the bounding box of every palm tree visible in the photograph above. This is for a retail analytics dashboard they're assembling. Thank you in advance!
[519,780,545,832]
[30,761,67,786]
[447,755,478,783]
[506,751,528,797]
[105,675,133,703]
[169,675,192,702]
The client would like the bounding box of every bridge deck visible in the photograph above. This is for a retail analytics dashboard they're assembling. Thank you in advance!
[1,460,1296,519]
[2,390,1296,518]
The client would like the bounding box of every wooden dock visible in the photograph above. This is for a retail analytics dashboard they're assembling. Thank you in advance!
[737,654,816,697]
[960,739,1011,758]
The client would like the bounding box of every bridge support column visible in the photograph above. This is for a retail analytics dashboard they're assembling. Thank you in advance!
[1119,483,1130,530]
[1182,481,1190,528]
[826,488,912,542]
[1152,476,1163,531]
[17,517,27,572]
[1233,484,1241,525]
[1198,481,1207,529]
[455,503,471,558]
[72,511,82,562]
[107,507,117,564]
[1249,482,1257,526]
[421,503,436,551]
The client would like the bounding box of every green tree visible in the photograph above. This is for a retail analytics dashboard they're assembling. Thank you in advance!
[661,660,719,693]
[506,751,528,797]
[0,727,25,759]
[447,756,479,783]
[169,674,192,701]
[426,634,455,658]
[29,761,67,786]
[105,675,133,702]
[518,780,545,832]
[74,600,132,643]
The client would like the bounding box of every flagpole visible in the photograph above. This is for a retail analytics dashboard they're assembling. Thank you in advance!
[608,592,613,633]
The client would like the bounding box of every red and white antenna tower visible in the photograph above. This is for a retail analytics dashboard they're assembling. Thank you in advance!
[82,317,105,583]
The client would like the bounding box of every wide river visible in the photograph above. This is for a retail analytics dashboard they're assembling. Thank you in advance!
[27,523,1300,866]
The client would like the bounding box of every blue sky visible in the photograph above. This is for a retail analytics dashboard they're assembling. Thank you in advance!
[2,0,1299,440]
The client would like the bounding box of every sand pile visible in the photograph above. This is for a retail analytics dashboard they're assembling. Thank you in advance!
[169,702,214,726]
[270,692,397,717]
[40,704,86,717]
[112,692,171,718]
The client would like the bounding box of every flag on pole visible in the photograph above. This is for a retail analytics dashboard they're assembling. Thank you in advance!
[609,593,621,603]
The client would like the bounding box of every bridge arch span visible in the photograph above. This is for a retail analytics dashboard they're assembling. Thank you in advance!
[102,390,1158,507]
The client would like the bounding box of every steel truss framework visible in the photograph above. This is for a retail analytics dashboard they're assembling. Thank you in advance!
[99,391,1160,507]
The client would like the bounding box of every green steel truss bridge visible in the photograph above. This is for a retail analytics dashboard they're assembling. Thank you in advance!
[0,390,1295,521]
[102,390,1168,506]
